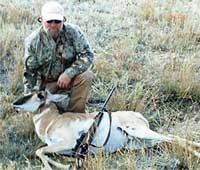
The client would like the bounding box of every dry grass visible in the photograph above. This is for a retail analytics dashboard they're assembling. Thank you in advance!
[0,0,200,169]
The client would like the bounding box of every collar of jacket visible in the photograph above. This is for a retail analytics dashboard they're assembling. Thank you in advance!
[39,25,66,45]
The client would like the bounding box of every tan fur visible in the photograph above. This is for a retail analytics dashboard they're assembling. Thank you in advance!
[112,111,149,128]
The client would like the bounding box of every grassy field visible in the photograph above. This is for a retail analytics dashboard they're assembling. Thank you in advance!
[0,0,200,169]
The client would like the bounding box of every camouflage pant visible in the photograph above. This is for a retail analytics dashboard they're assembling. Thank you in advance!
[44,70,94,113]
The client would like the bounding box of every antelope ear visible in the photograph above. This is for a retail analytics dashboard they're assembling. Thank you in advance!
[13,93,33,106]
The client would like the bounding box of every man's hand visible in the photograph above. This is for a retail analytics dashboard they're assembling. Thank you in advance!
[57,73,72,89]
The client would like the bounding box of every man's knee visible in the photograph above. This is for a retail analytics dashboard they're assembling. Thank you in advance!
[73,70,94,86]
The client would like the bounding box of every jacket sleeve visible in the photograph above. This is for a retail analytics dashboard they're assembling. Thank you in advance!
[64,26,94,78]
[23,38,40,94]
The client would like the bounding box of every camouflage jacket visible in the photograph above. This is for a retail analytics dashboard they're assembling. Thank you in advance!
[23,23,93,93]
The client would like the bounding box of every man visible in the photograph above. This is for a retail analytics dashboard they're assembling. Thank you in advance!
[23,1,94,113]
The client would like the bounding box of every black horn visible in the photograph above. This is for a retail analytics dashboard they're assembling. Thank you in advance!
[13,93,33,106]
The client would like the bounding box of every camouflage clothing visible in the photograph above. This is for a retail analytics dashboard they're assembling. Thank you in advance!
[23,23,93,93]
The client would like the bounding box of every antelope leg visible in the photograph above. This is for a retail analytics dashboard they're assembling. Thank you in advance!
[168,135,200,148]
[45,156,72,169]
[36,148,53,170]
[36,143,74,170]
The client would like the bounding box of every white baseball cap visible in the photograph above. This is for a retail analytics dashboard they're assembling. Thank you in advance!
[41,1,64,21]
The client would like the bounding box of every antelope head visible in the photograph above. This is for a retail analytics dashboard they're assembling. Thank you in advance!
[13,89,69,112]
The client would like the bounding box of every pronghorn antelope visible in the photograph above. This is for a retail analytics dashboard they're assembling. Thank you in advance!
[13,89,200,170]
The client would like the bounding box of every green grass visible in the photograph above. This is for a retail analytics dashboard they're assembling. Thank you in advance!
[0,0,200,169]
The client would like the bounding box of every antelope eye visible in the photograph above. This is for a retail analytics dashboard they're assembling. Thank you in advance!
[37,92,45,100]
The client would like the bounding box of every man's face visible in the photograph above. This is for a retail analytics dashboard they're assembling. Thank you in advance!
[42,19,64,38]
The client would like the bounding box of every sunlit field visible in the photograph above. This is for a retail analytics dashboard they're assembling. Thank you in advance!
[0,0,200,169]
